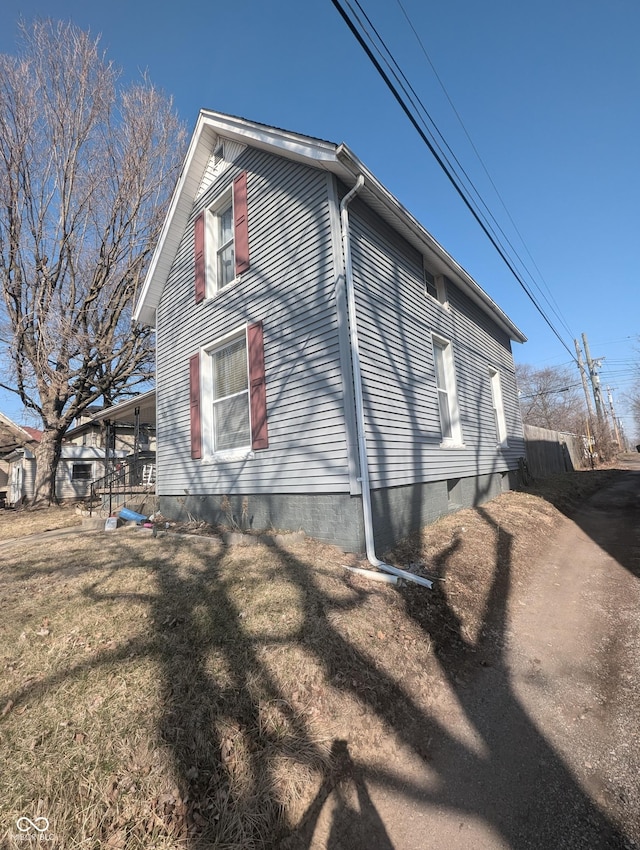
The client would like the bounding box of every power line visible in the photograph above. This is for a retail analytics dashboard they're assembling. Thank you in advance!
[331,0,576,359]
[393,0,576,341]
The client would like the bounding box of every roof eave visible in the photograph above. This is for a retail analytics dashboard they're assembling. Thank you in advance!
[88,390,156,424]
[334,147,527,344]
[134,111,526,344]
[133,112,342,327]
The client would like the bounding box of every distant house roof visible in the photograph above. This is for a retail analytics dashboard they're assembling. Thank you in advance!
[0,412,42,455]
[134,110,526,344]
[68,391,156,429]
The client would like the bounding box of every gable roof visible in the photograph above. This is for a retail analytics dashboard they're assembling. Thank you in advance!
[0,412,42,455]
[134,110,526,343]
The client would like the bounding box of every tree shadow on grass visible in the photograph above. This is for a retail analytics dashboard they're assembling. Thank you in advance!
[1,524,631,849]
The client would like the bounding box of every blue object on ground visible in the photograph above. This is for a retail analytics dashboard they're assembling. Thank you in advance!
[119,507,147,523]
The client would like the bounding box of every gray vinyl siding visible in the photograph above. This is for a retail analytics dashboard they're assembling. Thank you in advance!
[155,148,352,496]
[9,455,36,502]
[55,460,96,500]
[349,198,524,489]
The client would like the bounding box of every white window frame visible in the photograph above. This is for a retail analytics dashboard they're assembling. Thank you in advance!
[200,326,254,462]
[489,367,508,446]
[432,336,463,447]
[205,187,236,297]
[424,267,448,306]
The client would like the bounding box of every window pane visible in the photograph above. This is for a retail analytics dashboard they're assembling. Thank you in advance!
[211,337,250,451]
[213,394,250,450]
[213,202,235,289]
[438,389,452,439]
[433,344,447,389]
[424,269,438,299]
[213,338,247,398]
[218,242,235,287]
[219,204,233,244]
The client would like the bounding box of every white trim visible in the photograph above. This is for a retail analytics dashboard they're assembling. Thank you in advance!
[327,173,361,496]
[424,268,449,307]
[203,448,255,464]
[200,325,251,460]
[204,186,237,296]
[489,367,509,446]
[432,335,464,448]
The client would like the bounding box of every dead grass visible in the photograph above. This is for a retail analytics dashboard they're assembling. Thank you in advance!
[0,467,625,848]
[0,503,82,540]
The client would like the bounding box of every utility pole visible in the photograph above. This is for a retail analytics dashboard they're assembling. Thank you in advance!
[581,332,606,425]
[574,338,595,423]
[606,386,622,449]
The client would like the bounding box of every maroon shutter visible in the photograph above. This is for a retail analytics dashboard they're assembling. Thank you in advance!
[233,171,250,275]
[194,212,205,303]
[247,321,268,450]
[189,353,202,459]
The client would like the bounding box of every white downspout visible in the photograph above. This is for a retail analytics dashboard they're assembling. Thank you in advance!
[339,177,433,591]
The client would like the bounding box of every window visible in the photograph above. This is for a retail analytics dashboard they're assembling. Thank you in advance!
[424,268,447,304]
[489,368,508,445]
[211,335,250,451]
[195,171,250,302]
[209,193,235,291]
[432,337,463,445]
[190,322,268,459]
[72,463,92,481]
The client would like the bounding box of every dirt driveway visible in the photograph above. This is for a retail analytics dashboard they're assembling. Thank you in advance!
[300,459,640,849]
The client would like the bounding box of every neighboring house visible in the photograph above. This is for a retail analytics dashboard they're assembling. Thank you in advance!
[65,394,156,455]
[133,110,527,553]
[0,397,153,506]
[5,445,128,504]
[0,413,42,506]
[76,392,158,503]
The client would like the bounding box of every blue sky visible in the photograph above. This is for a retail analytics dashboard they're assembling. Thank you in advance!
[1,0,638,435]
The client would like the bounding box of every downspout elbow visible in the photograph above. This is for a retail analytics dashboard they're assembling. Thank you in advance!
[340,175,365,216]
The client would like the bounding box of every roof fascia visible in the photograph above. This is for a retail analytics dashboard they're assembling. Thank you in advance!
[133,110,525,343]
[88,390,156,423]
[133,112,341,326]
[0,411,39,444]
[197,110,339,165]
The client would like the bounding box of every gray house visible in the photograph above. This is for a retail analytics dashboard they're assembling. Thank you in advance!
[134,111,526,554]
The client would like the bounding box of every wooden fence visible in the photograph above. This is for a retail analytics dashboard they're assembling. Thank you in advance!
[523,424,589,477]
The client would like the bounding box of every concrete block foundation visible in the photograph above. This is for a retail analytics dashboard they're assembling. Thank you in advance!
[159,471,513,554]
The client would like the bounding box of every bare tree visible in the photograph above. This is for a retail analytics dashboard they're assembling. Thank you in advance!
[0,19,185,502]
[625,383,640,446]
[516,363,587,434]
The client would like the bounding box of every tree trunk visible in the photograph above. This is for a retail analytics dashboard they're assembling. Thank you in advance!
[33,428,64,505]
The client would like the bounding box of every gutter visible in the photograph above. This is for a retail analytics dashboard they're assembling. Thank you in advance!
[339,177,432,591]
[335,146,527,345]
